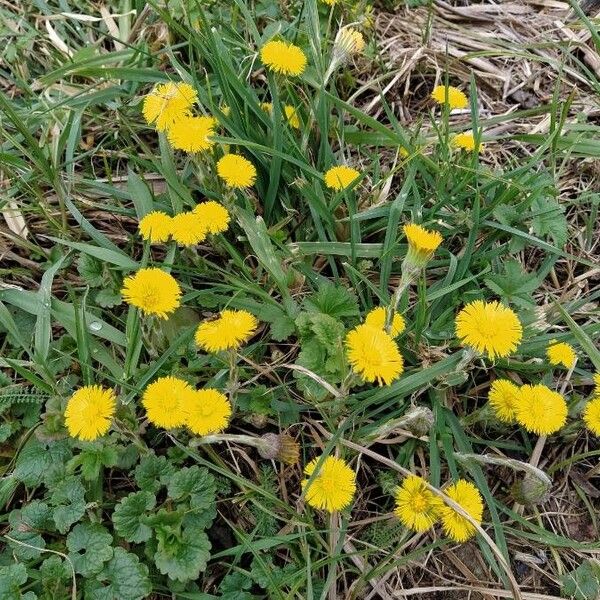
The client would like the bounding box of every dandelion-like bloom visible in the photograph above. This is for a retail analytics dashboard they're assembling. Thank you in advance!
[184,389,232,436]
[364,306,406,337]
[547,340,576,369]
[345,323,404,386]
[167,115,215,153]
[284,105,300,129]
[488,379,521,423]
[64,385,116,441]
[440,480,484,542]
[431,85,468,110]
[195,309,258,352]
[403,223,443,269]
[595,373,600,397]
[260,40,307,77]
[193,201,230,234]
[335,27,365,57]
[217,154,257,189]
[142,82,197,131]
[302,456,356,512]
[324,165,360,191]
[584,396,600,436]
[394,476,443,533]
[170,211,207,246]
[121,268,181,319]
[142,376,191,429]
[515,384,567,435]
[455,300,522,359]
[452,132,479,152]
[138,211,172,243]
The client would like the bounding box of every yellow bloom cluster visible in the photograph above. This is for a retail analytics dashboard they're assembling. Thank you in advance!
[195,309,259,353]
[302,455,356,512]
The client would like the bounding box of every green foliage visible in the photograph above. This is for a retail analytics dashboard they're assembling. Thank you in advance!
[112,491,156,543]
[67,522,114,576]
[562,560,600,600]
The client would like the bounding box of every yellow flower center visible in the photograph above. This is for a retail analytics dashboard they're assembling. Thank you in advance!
[319,476,336,494]
[412,492,428,513]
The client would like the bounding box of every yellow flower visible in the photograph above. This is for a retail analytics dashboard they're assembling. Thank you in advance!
[260,102,273,113]
[488,379,521,423]
[452,132,480,152]
[121,267,181,319]
[364,306,406,337]
[169,211,207,246]
[284,105,300,129]
[184,389,232,436]
[595,373,600,397]
[195,309,258,352]
[64,385,116,441]
[142,376,191,429]
[321,0,336,4]
[142,82,197,131]
[583,396,600,436]
[302,455,356,512]
[455,300,522,359]
[167,115,215,153]
[335,27,365,56]
[394,476,443,533]
[324,165,360,191]
[431,85,468,110]
[515,384,567,435]
[217,154,257,189]
[403,223,443,268]
[138,211,172,243]
[440,480,484,542]
[260,40,307,77]
[345,323,404,386]
[547,340,576,369]
[193,201,230,234]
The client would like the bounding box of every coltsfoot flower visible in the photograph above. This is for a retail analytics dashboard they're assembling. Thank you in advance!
[394,476,443,532]
[364,306,406,337]
[515,384,567,435]
[431,85,468,110]
[546,340,576,369]
[65,385,116,441]
[193,201,230,235]
[260,40,307,77]
[142,376,191,429]
[324,165,360,191]
[403,223,443,269]
[452,132,479,152]
[488,379,521,423]
[584,396,600,436]
[184,389,232,436]
[138,211,172,244]
[121,268,181,319]
[217,154,257,189]
[302,455,356,512]
[195,309,258,352]
[170,211,207,246]
[440,480,484,542]
[142,82,197,131]
[167,115,215,153]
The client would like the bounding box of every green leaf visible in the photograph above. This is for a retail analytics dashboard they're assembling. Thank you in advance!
[127,168,155,219]
[7,500,52,560]
[39,556,71,600]
[67,522,113,576]
[134,454,176,493]
[94,289,122,309]
[112,491,156,543]
[167,466,217,512]
[0,563,31,600]
[85,547,152,600]
[562,559,600,600]
[530,196,568,247]
[13,438,72,487]
[484,259,538,308]
[153,526,211,582]
[69,444,119,481]
[303,282,359,319]
[48,236,138,270]
[77,254,104,287]
[49,476,86,534]
[219,572,255,600]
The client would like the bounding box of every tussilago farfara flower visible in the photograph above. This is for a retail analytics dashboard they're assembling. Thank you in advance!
[138,211,172,244]
[261,102,300,129]
[452,132,479,152]
[302,455,356,512]
[260,40,307,77]
[345,323,404,386]
[257,433,300,464]
[121,267,181,319]
[217,154,257,189]
[515,384,567,435]
[546,340,576,369]
[394,476,443,533]
[65,386,116,441]
[595,373,600,396]
[488,379,521,423]
[403,223,443,269]
[142,82,197,131]
[364,306,406,337]
[170,211,207,246]
[142,376,191,429]
[193,201,230,234]
[167,115,215,153]
[324,165,360,191]
[455,300,522,359]
[184,389,232,436]
[431,85,468,110]
[584,396,600,436]
[195,309,258,352]
[440,480,484,542]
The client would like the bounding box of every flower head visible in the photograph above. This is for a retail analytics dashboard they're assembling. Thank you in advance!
[488,379,521,423]
[284,105,300,129]
[394,476,443,532]
[142,376,191,429]
[195,309,258,352]
[515,384,567,435]
[547,340,576,369]
[440,480,484,542]
[302,455,356,512]
[170,211,207,246]
[403,223,443,268]
[455,300,522,359]
[260,40,307,77]
[138,211,172,244]
[324,165,360,191]
[595,373,600,397]
[142,82,197,131]
[334,27,365,58]
[217,154,257,188]
[584,396,600,436]
[193,201,230,235]
[121,268,181,319]
[65,386,116,441]
[257,433,300,464]
[345,323,404,386]
[167,115,215,153]
[364,306,406,337]
[431,85,468,110]
[184,389,232,436]
[452,132,480,152]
